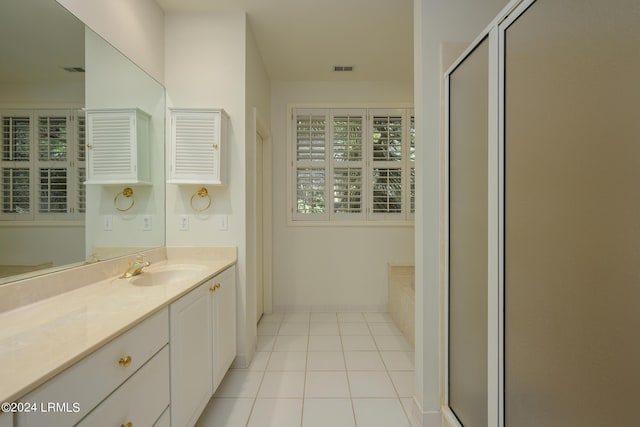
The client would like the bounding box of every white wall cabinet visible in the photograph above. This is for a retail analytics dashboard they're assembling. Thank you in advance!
[211,266,237,391]
[168,108,228,185]
[85,108,150,185]
[169,281,213,427]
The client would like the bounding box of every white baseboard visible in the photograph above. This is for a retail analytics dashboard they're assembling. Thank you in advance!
[231,353,251,369]
[409,397,443,427]
[272,304,388,313]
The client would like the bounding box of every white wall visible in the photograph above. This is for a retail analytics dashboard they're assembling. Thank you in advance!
[55,0,165,84]
[245,23,272,319]
[271,80,414,310]
[413,0,509,425]
[164,11,258,365]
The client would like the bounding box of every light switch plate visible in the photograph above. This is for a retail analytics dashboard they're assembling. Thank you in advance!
[103,215,113,231]
[216,215,228,231]
[179,215,189,231]
[142,215,152,231]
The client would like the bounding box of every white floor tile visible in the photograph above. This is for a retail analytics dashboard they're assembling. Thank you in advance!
[307,351,346,371]
[257,335,276,352]
[341,335,377,351]
[337,312,366,322]
[260,312,285,323]
[273,335,309,351]
[258,322,280,335]
[267,351,307,371]
[373,334,412,351]
[279,322,310,335]
[380,351,415,371]
[310,312,338,323]
[364,312,393,323]
[400,398,418,427]
[339,322,371,336]
[258,371,306,398]
[305,371,351,398]
[368,322,402,336]
[352,398,410,427]
[197,398,254,427]
[247,398,303,427]
[308,335,342,351]
[344,351,386,371]
[284,312,311,322]
[302,399,355,427]
[233,351,270,371]
[389,371,415,397]
[348,371,397,398]
[309,322,340,335]
[214,371,264,398]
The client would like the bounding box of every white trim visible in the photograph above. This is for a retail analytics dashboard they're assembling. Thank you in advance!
[0,220,84,227]
[442,72,452,413]
[254,108,273,316]
[442,406,463,427]
[487,25,502,427]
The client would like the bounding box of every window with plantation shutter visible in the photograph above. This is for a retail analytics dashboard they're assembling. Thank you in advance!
[332,110,365,218]
[291,106,414,224]
[294,110,328,219]
[0,110,85,221]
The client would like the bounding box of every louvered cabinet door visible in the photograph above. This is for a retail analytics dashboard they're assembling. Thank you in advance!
[85,109,150,185]
[169,109,228,185]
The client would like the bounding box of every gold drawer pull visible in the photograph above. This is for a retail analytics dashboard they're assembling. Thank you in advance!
[118,355,132,367]
[121,423,132,427]
[209,283,221,292]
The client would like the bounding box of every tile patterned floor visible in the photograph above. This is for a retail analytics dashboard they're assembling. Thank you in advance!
[197,312,415,427]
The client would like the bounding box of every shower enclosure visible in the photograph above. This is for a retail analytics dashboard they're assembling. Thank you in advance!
[444,0,640,425]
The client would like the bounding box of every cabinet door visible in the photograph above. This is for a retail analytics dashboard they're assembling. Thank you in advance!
[211,267,237,391]
[170,282,212,427]
[0,412,12,427]
[169,109,227,185]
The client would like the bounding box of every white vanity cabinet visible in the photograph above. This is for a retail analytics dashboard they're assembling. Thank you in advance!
[15,308,169,427]
[85,108,151,185]
[168,108,228,185]
[0,412,12,427]
[170,265,237,427]
[211,266,237,391]
[170,281,213,427]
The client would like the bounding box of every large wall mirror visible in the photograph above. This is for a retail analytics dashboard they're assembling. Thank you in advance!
[0,0,165,285]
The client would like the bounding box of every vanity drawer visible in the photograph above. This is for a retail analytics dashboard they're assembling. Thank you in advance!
[17,308,168,427]
[153,406,170,427]
[0,412,12,427]
[77,345,170,427]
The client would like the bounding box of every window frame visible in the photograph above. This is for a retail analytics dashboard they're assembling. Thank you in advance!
[288,103,415,226]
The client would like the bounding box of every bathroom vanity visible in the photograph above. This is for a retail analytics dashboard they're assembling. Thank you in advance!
[0,247,237,427]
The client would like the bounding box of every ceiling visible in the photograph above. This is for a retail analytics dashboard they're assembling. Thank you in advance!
[155,0,414,83]
[0,0,84,84]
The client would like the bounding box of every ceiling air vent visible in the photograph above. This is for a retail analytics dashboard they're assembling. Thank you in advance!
[62,66,85,73]
[333,66,354,72]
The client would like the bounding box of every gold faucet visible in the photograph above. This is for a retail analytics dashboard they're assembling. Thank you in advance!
[121,255,151,278]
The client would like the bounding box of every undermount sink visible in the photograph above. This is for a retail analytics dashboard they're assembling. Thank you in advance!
[129,264,207,286]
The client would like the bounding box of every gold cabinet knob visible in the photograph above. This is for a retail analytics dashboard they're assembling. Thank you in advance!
[86,143,93,149]
[118,355,132,367]
[121,423,132,427]
[212,143,218,150]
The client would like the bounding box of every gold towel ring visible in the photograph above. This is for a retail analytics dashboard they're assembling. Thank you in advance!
[190,187,212,212]
[114,187,135,212]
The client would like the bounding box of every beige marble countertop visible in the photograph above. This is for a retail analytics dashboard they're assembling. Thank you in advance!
[0,247,236,404]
